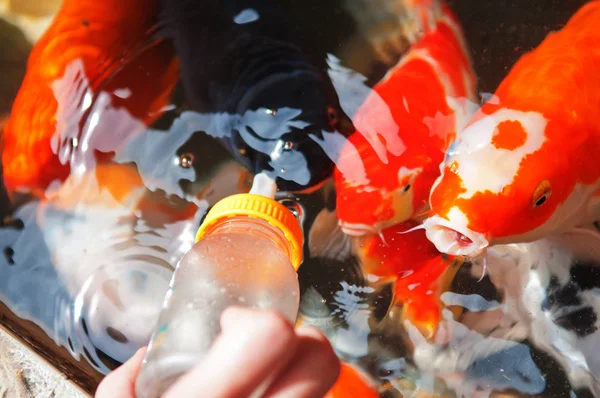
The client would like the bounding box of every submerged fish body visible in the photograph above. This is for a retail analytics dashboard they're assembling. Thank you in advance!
[355,220,462,338]
[2,0,179,196]
[325,362,380,398]
[442,226,600,394]
[424,1,600,256]
[334,4,476,236]
[0,160,250,371]
[159,0,348,192]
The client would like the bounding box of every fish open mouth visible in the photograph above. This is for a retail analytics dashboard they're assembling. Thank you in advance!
[339,221,378,236]
[423,215,489,256]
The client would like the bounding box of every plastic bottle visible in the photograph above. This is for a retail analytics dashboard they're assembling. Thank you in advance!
[134,193,304,398]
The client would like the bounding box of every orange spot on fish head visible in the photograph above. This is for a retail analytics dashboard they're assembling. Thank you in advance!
[452,138,571,240]
[491,120,527,150]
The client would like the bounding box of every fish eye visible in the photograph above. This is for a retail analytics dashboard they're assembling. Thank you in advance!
[179,153,195,168]
[327,107,339,125]
[402,184,411,192]
[532,180,552,208]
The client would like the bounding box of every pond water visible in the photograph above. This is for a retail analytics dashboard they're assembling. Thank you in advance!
[0,0,598,396]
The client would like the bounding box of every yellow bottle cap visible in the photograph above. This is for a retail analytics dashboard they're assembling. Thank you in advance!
[195,193,304,270]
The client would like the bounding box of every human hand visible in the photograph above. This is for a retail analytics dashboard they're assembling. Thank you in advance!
[95,307,341,398]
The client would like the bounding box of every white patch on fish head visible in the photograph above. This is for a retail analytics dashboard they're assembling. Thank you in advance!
[446,108,548,200]
[423,207,489,256]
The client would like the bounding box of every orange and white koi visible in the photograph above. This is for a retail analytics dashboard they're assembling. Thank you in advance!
[355,220,462,338]
[334,4,476,236]
[2,0,179,196]
[424,1,600,256]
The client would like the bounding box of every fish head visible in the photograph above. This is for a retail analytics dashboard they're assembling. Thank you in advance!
[334,129,437,236]
[424,103,570,256]
[232,70,349,193]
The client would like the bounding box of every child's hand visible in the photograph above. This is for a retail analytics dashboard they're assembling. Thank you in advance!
[95,307,341,397]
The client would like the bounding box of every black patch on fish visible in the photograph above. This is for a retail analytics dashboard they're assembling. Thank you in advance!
[554,307,597,337]
[370,282,394,322]
[159,0,352,192]
[3,247,14,265]
[175,129,235,186]
[67,338,74,352]
[570,262,600,290]
[542,263,600,337]
[526,340,577,396]
[449,260,502,304]
[573,388,597,398]
[542,276,582,310]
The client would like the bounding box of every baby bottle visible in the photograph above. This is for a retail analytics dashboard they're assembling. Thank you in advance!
[134,193,303,398]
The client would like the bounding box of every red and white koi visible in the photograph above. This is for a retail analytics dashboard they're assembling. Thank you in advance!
[2,0,179,197]
[424,0,600,256]
[334,3,476,236]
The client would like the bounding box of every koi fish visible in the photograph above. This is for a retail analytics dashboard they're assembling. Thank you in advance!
[354,220,463,338]
[2,0,179,196]
[423,1,600,256]
[325,362,380,398]
[334,3,476,236]
[159,0,350,193]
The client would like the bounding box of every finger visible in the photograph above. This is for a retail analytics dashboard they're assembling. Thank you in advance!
[95,347,147,398]
[163,307,298,398]
[263,326,341,398]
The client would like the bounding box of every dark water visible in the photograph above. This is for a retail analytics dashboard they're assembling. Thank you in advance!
[0,1,599,397]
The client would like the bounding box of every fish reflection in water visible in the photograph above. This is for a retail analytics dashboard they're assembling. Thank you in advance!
[1,69,252,370]
[0,156,250,371]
